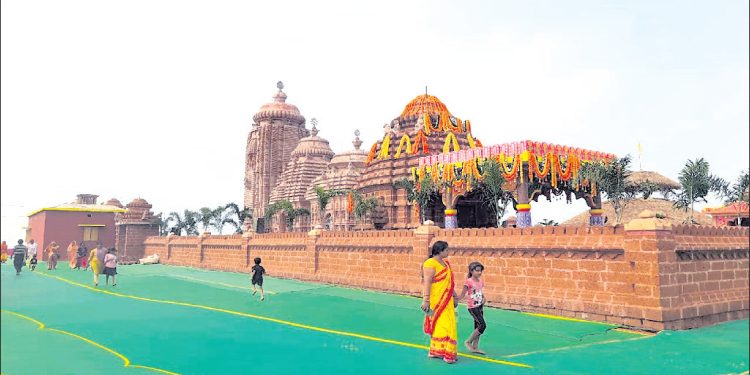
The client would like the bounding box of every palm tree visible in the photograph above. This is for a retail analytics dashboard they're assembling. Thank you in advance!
[314,186,345,226]
[577,155,645,225]
[351,191,379,227]
[151,213,171,236]
[673,158,726,224]
[225,203,252,234]
[168,210,199,235]
[394,175,438,224]
[538,219,559,226]
[208,206,234,234]
[264,200,311,232]
[197,207,213,233]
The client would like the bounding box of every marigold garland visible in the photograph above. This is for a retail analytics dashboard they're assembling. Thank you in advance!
[442,132,460,154]
[394,134,412,158]
[410,130,429,155]
[467,133,477,149]
[347,192,354,214]
[366,142,378,165]
[377,134,392,160]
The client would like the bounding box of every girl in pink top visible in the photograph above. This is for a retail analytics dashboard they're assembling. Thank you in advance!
[103,248,118,287]
[457,262,486,354]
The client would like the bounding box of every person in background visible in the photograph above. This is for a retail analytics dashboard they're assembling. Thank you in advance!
[1,241,7,263]
[29,254,38,271]
[88,243,107,286]
[12,240,27,275]
[68,241,79,269]
[251,257,266,301]
[46,241,60,270]
[103,248,118,287]
[27,239,37,261]
[78,241,88,270]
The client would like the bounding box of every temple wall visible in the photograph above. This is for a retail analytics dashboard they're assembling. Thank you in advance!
[142,222,749,331]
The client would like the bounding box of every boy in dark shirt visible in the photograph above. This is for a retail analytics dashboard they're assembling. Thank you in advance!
[29,255,38,271]
[251,257,266,301]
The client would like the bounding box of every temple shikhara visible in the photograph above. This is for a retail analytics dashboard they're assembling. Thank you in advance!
[245,82,617,232]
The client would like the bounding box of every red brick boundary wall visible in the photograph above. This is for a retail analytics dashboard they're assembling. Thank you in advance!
[143,218,749,331]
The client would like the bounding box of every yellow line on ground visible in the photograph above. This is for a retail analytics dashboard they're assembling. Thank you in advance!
[35,271,532,369]
[0,309,179,375]
[522,312,616,326]
[503,335,652,358]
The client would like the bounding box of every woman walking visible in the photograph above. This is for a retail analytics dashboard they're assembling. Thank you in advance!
[420,241,458,364]
[46,241,60,270]
[67,241,79,269]
[88,243,107,286]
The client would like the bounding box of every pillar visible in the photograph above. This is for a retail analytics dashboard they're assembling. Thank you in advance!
[515,174,532,228]
[444,208,457,229]
[441,187,461,229]
[589,209,605,226]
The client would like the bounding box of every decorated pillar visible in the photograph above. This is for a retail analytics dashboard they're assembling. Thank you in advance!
[441,186,462,229]
[588,192,604,226]
[589,209,605,226]
[514,164,532,228]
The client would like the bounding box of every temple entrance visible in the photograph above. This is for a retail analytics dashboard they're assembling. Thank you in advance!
[456,191,497,228]
[424,196,446,228]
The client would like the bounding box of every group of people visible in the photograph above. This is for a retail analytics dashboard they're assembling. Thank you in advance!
[3,239,119,287]
[421,241,487,364]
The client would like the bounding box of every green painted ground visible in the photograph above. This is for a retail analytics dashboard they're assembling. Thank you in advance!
[1,262,747,375]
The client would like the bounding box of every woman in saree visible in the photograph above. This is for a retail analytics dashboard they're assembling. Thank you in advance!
[46,241,60,270]
[420,241,458,364]
[67,241,79,269]
[88,243,107,286]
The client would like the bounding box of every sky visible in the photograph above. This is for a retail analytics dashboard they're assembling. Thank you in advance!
[1,0,748,240]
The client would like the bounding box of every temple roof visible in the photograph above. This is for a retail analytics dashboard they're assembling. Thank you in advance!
[627,171,680,190]
[400,94,453,118]
[252,81,305,126]
[271,121,335,204]
[702,201,750,217]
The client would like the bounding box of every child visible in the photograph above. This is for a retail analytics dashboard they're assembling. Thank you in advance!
[457,262,486,354]
[81,255,88,271]
[251,257,266,301]
[103,248,118,287]
[29,255,38,271]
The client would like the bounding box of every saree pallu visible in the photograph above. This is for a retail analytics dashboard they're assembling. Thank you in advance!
[423,258,457,362]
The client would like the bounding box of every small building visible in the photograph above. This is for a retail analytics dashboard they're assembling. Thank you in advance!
[702,201,750,227]
[26,194,126,261]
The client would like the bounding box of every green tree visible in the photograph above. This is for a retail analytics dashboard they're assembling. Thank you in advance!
[476,158,514,227]
[394,177,437,223]
[197,207,213,233]
[208,206,234,234]
[314,186,345,226]
[168,210,199,235]
[538,219,559,226]
[577,155,647,225]
[225,203,252,234]
[264,200,310,232]
[151,213,171,236]
[673,158,726,224]
[351,190,379,226]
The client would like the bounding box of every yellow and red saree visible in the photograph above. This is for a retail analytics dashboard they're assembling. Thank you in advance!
[423,257,457,362]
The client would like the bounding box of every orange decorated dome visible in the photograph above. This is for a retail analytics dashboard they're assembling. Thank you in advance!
[400,94,453,118]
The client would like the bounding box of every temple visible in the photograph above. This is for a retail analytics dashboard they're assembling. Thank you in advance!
[245,82,616,231]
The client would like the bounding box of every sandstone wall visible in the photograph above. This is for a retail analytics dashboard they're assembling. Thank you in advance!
[142,222,749,331]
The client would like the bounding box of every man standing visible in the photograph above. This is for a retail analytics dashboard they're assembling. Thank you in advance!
[27,239,37,260]
[13,239,27,275]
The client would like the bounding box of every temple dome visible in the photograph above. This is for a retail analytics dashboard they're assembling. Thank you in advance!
[400,94,453,118]
[105,198,124,208]
[290,123,335,159]
[252,81,305,126]
[126,198,151,208]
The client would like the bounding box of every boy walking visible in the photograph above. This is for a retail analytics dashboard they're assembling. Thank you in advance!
[251,257,266,301]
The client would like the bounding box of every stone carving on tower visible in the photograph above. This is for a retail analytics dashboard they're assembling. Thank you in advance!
[244,82,309,231]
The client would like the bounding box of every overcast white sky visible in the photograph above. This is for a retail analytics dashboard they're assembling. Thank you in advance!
[2,0,748,240]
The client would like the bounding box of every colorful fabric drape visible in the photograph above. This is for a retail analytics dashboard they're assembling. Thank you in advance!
[422,258,457,362]
[67,242,79,268]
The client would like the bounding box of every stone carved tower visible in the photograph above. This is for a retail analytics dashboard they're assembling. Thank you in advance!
[244,82,309,230]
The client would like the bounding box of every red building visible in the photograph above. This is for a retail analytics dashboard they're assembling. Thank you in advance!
[26,194,126,261]
[703,201,750,227]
